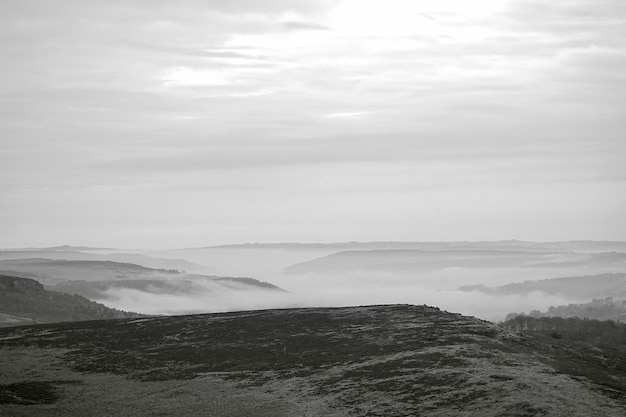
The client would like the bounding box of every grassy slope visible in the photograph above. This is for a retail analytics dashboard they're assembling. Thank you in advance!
[0,275,142,326]
[1,304,625,416]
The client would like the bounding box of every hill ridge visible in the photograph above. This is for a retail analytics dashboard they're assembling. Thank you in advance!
[1,304,625,416]
[0,275,142,326]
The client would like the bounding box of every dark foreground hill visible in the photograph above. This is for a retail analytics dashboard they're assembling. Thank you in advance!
[0,275,142,327]
[1,305,625,416]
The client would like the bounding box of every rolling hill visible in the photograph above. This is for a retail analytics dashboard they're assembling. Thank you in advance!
[504,297,626,322]
[205,240,626,253]
[0,249,214,274]
[0,275,142,327]
[0,258,182,284]
[283,249,626,275]
[151,240,626,278]
[0,304,624,416]
[460,273,626,299]
[52,275,284,300]
[0,259,288,316]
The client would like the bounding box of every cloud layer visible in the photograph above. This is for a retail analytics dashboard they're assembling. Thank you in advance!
[1,0,625,247]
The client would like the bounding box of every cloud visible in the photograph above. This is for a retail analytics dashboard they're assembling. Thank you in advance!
[282,21,332,31]
[325,111,371,119]
[551,46,626,86]
[122,39,274,60]
[1,0,625,246]
[96,279,295,315]
[160,67,234,87]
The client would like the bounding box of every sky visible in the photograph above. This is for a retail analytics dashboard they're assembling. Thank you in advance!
[1,0,625,249]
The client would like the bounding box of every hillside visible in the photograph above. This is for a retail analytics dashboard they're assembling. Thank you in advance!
[0,275,142,326]
[1,304,625,416]
[0,258,289,316]
[505,297,626,322]
[0,249,214,274]
[284,249,626,276]
[53,276,284,300]
[0,258,179,284]
[461,273,626,299]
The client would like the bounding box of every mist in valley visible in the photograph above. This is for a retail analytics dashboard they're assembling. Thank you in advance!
[86,270,595,323]
[2,0,625,325]
[68,243,626,322]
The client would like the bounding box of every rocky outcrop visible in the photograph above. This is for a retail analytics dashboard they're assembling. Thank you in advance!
[0,275,45,293]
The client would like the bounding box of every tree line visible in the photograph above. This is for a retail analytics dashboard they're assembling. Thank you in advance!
[501,315,626,349]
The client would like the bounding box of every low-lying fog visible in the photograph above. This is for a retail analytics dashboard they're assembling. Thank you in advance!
[91,244,625,322]
[270,270,575,322]
[94,269,576,322]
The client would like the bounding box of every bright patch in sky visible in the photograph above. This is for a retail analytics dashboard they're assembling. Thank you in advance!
[161,67,232,87]
[325,111,370,119]
[329,0,506,37]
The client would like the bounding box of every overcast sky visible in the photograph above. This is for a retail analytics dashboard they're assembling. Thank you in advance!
[1,0,625,248]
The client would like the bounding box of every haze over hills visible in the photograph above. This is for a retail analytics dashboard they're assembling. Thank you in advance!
[18,245,117,252]
[0,258,182,285]
[207,240,626,253]
[284,248,626,276]
[7,240,625,278]
[0,249,214,274]
[460,273,626,299]
[0,258,289,316]
[119,240,626,279]
[52,275,288,316]
[53,276,283,299]
[2,241,626,322]
[459,273,626,322]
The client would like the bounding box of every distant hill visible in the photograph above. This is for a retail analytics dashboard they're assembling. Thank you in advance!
[0,249,214,274]
[53,275,285,300]
[0,258,176,285]
[0,257,218,285]
[283,248,618,275]
[206,240,626,253]
[0,275,142,327]
[0,258,288,316]
[1,305,625,415]
[501,315,626,347]
[31,245,116,251]
[504,297,626,323]
[109,240,626,278]
[460,273,626,299]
